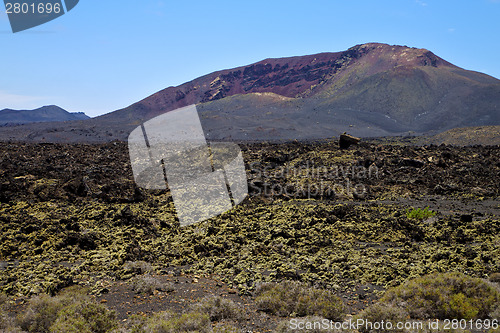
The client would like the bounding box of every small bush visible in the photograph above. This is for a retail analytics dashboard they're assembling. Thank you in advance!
[212,322,242,333]
[0,310,9,331]
[1,310,23,333]
[356,303,475,333]
[109,327,131,333]
[17,294,66,332]
[406,207,436,220]
[355,303,409,333]
[0,294,11,330]
[190,296,243,321]
[133,311,211,333]
[0,293,7,307]
[50,301,117,333]
[489,273,500,283]
[17,286,117,333]
[0,322,24,333]
[129,274,174,295]
[124,261,154,275]
[490,304,500,319]
[381,272,500,320]
[276,316,346,332]
[255,281,345,320]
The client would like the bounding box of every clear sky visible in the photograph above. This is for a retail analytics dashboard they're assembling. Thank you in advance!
[1,0,499,117]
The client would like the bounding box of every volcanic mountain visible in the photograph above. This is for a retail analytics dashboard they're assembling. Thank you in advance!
[1,43,499,142]
[0,105,89,125]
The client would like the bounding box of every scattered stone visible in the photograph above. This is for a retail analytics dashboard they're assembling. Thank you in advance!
[339,133,360,149]
[401,158,425,168]
[460,214,473,223]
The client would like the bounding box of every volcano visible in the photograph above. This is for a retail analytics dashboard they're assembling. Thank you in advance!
[1,43,499,142]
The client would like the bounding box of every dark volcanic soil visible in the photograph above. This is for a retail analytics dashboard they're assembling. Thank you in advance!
[0,140,499,331]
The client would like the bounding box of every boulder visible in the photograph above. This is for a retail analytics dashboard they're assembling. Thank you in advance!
[339,133,360,149]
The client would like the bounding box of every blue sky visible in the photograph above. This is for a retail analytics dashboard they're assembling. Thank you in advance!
[1,0,499,117]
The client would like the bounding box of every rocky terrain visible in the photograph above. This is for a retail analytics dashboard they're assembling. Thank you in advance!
[0,140,498,331]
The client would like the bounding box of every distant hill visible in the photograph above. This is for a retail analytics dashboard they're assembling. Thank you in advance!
[0,105,89,125]
[426,126,500,146]
[0,43,499,143]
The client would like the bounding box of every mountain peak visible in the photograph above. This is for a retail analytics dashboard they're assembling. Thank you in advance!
[0,105,90,125]
[345,42,453,68]
[110,43,456,122]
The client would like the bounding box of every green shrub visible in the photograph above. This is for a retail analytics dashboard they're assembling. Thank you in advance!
[1,310,23,333]
[58,285,91,304]
[255,281,345,320]
[381,272,500,320]
[490,304,500,319]
[355,303,409,333]
[132,311,211,333]
[17,286,90,332]
[0,322,24,333]
[489,273,500,283]
[17,294,66,332]
[124,261,154,275]
[129,274,174,295]
[0,293,22,332]
[356,302,478,333]
[109,327,131,333]
[0,293,7,307]
[276,316,346,332]
[17,286,117,333]
[212,322,242,333]
[190,296,243,321]
[0,293,9,330]
[50,301,117,333]
[406,207,436,220]
[0,310,8,331]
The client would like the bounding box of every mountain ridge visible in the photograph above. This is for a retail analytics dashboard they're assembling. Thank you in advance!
[0,105,89,125]
[102,43,458,122]
[0,42,499,143]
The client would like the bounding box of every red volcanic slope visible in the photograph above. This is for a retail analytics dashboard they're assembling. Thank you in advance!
[99,43,454,122]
